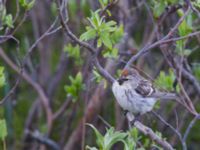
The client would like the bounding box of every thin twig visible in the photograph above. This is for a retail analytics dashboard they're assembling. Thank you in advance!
[0,35,20,44]
[0,47,53,132]
[152,111,187,150]
[98,115,112,128]
[183,115,199,142]
[26,17,60,56]
[0,79,20,105]
[53,97,72,120]
[125,7,190,69]
[25,130,60,150]
[57,0,115,83]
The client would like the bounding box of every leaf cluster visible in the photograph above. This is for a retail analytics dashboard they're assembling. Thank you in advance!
[155,69,180,92]
[64,43,83,66]
[0,5,14,29]
[149,0,184,18]
[80,10,123,58]
[64,72,85,102]
[19,0,35,10]
[176,10,193,56]
[86,124,145,150]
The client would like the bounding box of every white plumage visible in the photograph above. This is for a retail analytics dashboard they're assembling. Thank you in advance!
[112,80,157,115]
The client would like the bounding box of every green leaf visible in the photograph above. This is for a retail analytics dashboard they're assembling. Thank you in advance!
[103,0,109,5]
[68,0,78,17]
[100,32,112,49]
[19,0,35,10]
[103,127,127,150]
[103,48,118,59]
[106,10,112,16]
[193,0,200,9]
[0,119,7,140]
[88,10,102,29]
[155,69,180,92]
[101,22,116,32]
[110,25,124,44]
[153,2,166,18]
[85,145,98,150]
[64,72,85,102]
[106,21,117,27]
[123,133,136,150]
[176,10,193,55]
[80,28,96,41]
[130,127,139,140]
[0,66,5,87]
[87,123,129,150]
[86,124,104,148]
[93,69,104,83]
[64,44,82,65]
[27,0,35,10]
[19,0,27,7]
[97,38,102,47]
[5,14,14,28]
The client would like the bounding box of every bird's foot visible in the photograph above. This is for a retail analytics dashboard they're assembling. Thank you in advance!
[123,110,129,116]
[130,113,141,126]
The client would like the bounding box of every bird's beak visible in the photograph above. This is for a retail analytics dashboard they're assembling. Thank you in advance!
[117,77,129,85]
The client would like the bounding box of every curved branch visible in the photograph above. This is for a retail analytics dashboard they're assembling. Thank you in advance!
[0,79,20,105]
[0,48,53,131]
[125,7,191,68]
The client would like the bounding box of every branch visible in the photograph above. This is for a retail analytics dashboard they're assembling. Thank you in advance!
[152,111,187,150]
[124,7,191,69]
[57,0,115,83]
[57,0,95,55]
[183,115,199,142]
[161,30,200,44]
[26,17,60,57]
[25,130,60,150]
[0,79,20,105]
[126,113,174,150]
[53,96,72,120]
[0,48,53,131]
[182,68,200,96]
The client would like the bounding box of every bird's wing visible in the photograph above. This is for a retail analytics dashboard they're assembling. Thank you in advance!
[135,79,155,97]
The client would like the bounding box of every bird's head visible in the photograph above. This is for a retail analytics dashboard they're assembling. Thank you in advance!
[117,68,139,85]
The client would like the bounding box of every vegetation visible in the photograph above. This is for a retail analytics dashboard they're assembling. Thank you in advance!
[0,0,200,149]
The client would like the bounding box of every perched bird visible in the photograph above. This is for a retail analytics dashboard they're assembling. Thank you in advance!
[112,68,177,116]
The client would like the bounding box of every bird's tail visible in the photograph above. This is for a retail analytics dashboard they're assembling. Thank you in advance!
[150,91,178,100]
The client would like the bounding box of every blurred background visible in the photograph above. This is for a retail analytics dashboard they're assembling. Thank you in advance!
[0,0,200,150]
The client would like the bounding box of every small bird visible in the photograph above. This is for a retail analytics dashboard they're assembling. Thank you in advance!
[112,68,177,117]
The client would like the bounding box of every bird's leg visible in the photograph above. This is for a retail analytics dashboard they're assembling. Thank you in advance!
[130,113,141,126]
[123,110,129,116]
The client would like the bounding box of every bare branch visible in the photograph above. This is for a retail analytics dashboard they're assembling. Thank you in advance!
[0,48,53,131]
[183,115,199,142]
[25,130,60,150]
[53,96,72,120]
[0,79,20,105]
[125,7,191,69]
[126,113,174,150]
[57,0,115,83]
[26,17,60,56]
[152,111,187,150]
[57,0,95,54]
